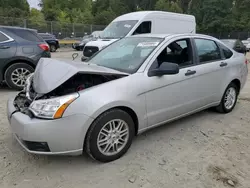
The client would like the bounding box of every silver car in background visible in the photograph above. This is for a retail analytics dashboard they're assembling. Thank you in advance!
[7,34,248,162]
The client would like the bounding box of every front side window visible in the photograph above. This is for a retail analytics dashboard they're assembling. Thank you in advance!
[100,20,138,39]
[150,38,193,69]
[133,21,152,35]
[0,32,10,42]
[194,39,221,63]
[89,37,163,74]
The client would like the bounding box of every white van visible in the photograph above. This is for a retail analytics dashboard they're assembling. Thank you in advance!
[83,11,196,59]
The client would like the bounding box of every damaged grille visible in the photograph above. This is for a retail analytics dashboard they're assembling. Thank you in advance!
[14,92,34,117]
[13,73,37,117]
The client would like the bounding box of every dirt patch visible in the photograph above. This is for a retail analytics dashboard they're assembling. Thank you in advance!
[208,165,238,187]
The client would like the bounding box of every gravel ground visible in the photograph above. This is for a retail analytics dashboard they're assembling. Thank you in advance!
[0,51,250,188]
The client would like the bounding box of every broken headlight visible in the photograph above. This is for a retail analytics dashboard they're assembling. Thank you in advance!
[29,93,79,119]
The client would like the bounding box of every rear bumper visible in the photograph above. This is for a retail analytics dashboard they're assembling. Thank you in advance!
[41,51,51,58]
[7,98,93,156]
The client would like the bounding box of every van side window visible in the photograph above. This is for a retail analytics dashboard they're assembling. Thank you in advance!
[133,21,151,35]
[150,38,193,69]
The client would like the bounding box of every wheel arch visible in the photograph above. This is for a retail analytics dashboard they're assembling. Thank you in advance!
[231,79,241,93]
[2,59,36,81]
[84,105,139,143]
[83,105,140,153]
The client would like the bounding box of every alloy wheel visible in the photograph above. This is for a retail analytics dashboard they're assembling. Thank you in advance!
[97,119,129,156]
[224,87,237,110]
[11,68,31,87]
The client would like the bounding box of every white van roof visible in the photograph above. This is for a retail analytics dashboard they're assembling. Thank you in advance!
[114,11,195,22]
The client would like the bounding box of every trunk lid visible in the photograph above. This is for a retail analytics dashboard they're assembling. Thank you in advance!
[32,58,128,94]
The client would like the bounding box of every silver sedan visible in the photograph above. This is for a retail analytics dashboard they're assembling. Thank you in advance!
[7,34,248,162]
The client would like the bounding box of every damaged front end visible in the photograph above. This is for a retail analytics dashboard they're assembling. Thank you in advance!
[13,58,128,119]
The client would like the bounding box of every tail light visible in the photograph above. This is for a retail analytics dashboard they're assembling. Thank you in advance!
[39,43,50,51]
[245,59,248,65]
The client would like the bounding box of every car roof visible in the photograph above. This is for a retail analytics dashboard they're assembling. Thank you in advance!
[220,39,238,41]
[114,11,195,22]
[0,26,37,32]
[129,33,218,40]
[38,33,53,35]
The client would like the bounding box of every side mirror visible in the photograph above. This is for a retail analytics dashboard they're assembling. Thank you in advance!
[81,56,88,62]
[148,62,179,77]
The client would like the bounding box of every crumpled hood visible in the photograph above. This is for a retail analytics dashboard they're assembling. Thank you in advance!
[85,39,118,49]
[32,58,128,94]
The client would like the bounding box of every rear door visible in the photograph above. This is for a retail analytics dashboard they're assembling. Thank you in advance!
[0,31,17,64]
[192,37,228,103]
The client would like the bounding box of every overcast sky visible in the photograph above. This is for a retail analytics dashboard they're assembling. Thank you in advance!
[27,0,40,9]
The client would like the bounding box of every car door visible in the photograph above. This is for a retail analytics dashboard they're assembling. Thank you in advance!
[192,38,228,103]
[146,38,225,126]
[143,36,218,127]
[0,31,17,64]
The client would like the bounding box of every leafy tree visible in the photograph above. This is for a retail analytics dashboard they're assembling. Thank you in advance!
[94,8,116,25]
[0,0,30,17]
[155,0,183,13]
[29,8,46,25]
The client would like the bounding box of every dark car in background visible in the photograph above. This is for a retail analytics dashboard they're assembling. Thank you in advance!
[72,35,93,51]
[72,31,102,51]
[38,33,60,52]
[221,39,247,54]
[0,26,51,90]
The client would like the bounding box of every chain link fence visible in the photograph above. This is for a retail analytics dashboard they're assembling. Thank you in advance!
[2,17,250,40]
[204,32,250,40]
[0,16,106,39]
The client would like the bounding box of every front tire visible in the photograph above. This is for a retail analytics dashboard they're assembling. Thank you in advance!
[216,83,239,113]
[4,63,34,90]
[86,109,135,162]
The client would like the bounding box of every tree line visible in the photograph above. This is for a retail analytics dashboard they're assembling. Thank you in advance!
[0,0,250,33]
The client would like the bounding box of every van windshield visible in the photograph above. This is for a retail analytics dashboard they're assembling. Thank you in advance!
[89,37,163,74]
[100,20,138,39]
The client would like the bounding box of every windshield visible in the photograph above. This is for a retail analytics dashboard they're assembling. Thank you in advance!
[89,37,163,74]
[100,20,138,39]
[221,40,235,48]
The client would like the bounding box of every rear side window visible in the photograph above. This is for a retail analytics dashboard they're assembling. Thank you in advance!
[39,34,55,40]
[0,32,9,42]
[10,29,43,42]
[220,44,233,59]
[133,21,152,35]
[194,39,221,63]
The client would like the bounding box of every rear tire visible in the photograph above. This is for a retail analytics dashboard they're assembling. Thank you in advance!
[216,83,239,113]
[86,109,135,162]
[4,63,34,90]
[50,44,56,52]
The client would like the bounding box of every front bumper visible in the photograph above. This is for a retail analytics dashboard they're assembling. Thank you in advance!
[7,98,93,155]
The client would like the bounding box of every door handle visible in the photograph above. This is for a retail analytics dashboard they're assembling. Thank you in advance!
[185,70,196,76]
[220,62,228,67]
[0,46,10,49]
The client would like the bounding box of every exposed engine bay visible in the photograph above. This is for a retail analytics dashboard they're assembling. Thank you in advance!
[14,73,126,116]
